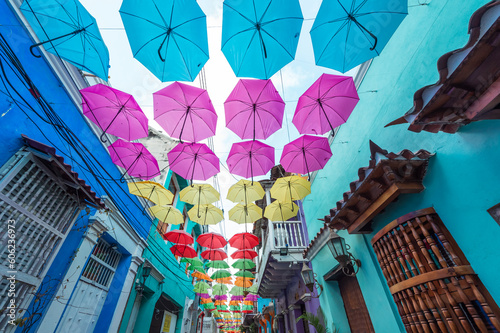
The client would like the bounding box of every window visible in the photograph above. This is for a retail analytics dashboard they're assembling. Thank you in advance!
[371,208,500,332]
[487,203,500,226]
[168,175,179,206]
[0,148,81,331]
[81,239,121,290]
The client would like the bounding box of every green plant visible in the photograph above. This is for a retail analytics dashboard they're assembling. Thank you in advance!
[296,312,339,333]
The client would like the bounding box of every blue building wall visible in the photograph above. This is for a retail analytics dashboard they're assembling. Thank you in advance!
[303,1,500,332]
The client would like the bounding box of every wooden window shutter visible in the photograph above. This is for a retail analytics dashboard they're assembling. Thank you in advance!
[371,208,500,332]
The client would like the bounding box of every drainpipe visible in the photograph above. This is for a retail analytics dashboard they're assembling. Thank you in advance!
[196,311,205,333]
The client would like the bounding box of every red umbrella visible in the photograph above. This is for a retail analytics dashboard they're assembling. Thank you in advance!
[231,249,258,260]
[197,232,227,249]
[229,233,259,250]
[163,230,194,245]
[170,244,197,258]
[201,249,228,261]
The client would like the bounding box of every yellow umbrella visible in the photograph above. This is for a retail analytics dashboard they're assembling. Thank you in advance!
[228,203,262,224]
[180,183,220,205]
[264,201,298,221]
[270,176,310,210]
[188,204,223,225]
[128,181,174,206]
[227,180,265,205]
[149,205,184,225]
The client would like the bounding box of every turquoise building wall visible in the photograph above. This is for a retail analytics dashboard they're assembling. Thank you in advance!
[303,1,500,332]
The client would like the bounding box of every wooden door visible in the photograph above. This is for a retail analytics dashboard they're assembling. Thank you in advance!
[339,275,375,333]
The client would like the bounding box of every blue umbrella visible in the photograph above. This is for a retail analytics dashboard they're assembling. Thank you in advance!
[222,0,303,80]
[310,0,408,73]
[21,0,110,81]
[119,0,209,82]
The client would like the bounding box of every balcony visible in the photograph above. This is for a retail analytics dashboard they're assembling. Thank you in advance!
[256,219,308,298]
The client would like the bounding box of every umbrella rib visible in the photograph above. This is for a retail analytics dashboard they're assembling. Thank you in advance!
[171,31,210,57]
[119,12,167,31]
[223,3,257,26]
[316,20,350,64]
[170,34,194,81]
[171,15,206,31]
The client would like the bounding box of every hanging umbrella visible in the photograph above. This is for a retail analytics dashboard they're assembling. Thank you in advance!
[264,201,298,221]
[187,265,205,273]
[189,257,205,268]
[80,84,148,142]
[215,277,233,285]
[129,181,174,206]
[163,230,194,244]
[206,261,230,269]
[211,270,232,280]
[280,135,332,178]
[193,281,210,294]
[119,0,209,82]
[232,259,256,270]
[108,139,160,181]
[270,175,311,209]
[225,79,285,140]
[180,183,220,218]
[201,297,213,305]
[188,205,224,225]
[229,234,259,250]
[197,232,227,249]
[227,141,274,182]
[192,270,213,282]
[180,257,193,265]
[228,204,262,224]
[201,249,228,261]
[149,205,184,225]
[234,271,255,279]
[21,0,109,80]
[231,249,258,260]
[246,284,259,295]
[227,180,265,205]
[221,0,303,79]
[213,284,230,294]
[154,82,217,142]
[230,286,245,296]
[292,74,360,135]
[168,142,220,183]
[310,0,408,73]
[245,294,259,301]
[215,300,227,306]
[170,244,197,258]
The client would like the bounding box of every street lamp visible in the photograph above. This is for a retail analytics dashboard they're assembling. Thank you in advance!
[326,236,361,276]
[135,264,152,292]
[300,263,323,297]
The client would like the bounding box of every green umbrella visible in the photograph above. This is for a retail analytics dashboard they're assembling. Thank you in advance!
[242,304,254,311]
[204,302,215,310]
[234,270,254,278]
[213,284,229,294]
[246,284,258,294]
[180,258,193,264]
[230,286,245,296]
[211,270,232,280]
[229,305,241,311]
[232,259,256,270]
[190,257,204,267]
[187,265,206,273]
[206,260,230,269]
[193,281,210,294]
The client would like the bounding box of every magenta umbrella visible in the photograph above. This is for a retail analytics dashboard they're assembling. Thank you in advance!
[108,139,160,181]
[227,140,274,182]
[168,142,219,182]
[292,74,359,135]
[280,135,332,178]
[154,82,217,143]
[225,79,285,140]
[81,84,148,142]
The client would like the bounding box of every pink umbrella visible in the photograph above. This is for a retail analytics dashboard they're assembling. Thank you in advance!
[226,140,274,182]
[154,82,217,143]
[292,74,359,135]
[280,135,332,178]
[81,84,148,142]
[168,142,220,182]
[108,139,160,181]
[225,79,285,140]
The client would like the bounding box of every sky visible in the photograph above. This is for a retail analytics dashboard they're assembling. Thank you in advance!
[79,0,358,247]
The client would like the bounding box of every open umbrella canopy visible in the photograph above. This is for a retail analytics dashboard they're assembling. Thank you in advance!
[149,205,184,225]
[228,204,262,225]
[280,135,333,177]
[81,84,148,141]
[188,204,224,225]
[119,0,209,82]
[192,270,213,281]
[129,181,174,206]
[163,230,194,244]
[193,281,210,294]
[227,180,265,205]
[215,277,234,285]
[197,232,227,249]
[230,286,245,296]
[224,79,285,140]
[108,139,160,180]
[180,184,220,205]
[234,271,255,279]
[229,233,260,250]
[232,259,256,270]
[201,249,228,261]
[170,244,197,258]
[234,277,253,288]
[310,0,408,73]
[154,82,217,142]
[264,201,298,221]
[189,257,205,267]
[227,140,274,180]
[187,265,205,273]
[211,270,232,280]
[231,249,258,260]
[292,74,359,135]
[168,142,220,182]
[270,176,311,204]
[221,0,303,79]
[246,284,259,294]
[207,260,230,269]
[21,0,109,80]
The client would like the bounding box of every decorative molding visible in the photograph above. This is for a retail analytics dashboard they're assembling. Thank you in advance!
[144,259,165,282]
